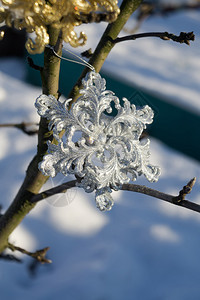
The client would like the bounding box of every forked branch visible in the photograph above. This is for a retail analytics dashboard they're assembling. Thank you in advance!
[7,242,51,264]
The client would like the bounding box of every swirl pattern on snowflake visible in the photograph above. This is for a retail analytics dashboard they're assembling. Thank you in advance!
[35,71,161,211]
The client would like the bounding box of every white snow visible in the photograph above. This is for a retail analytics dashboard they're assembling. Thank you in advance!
[72,9,200,115]
[0,4,200,300]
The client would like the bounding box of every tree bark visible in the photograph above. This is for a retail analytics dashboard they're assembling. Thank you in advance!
[69,0,143,104]
[0,26,63,252]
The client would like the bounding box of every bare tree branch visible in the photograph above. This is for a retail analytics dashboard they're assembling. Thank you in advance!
[27,56,43,72]
[81,48,93,59]
[68,0,143,106]
[75,11,118,24]
[30,177,200,214]
[124,2,200,34]
[112,31,195,45]
[0,122,39,135]
[122,178,200,213]
[7,243,52,264]
[31,180,77,203]
[172,177,196,203]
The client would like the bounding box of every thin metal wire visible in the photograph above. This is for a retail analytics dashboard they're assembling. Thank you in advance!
[46,44,95,71]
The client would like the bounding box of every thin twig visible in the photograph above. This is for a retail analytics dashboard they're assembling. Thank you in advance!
[31,180,77,203]
[81,48,93,59]
[124,3,200,34]
[30,178,200,214]
[7,243,51,264]
[122,177,200,213]
[172,177,196,203]
[0,122,39,135]
[27,56,43,72]
[112,31,195,45]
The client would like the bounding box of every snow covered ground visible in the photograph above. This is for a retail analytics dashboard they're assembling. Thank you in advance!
[0,3,200,300]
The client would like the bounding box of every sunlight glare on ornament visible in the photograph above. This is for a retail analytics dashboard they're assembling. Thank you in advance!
[35,71,161,211]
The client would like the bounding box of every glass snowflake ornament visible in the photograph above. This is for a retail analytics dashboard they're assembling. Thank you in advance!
[35,71,161,211]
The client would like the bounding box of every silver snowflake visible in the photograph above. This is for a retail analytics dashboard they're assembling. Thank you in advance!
[35,71,161,211]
